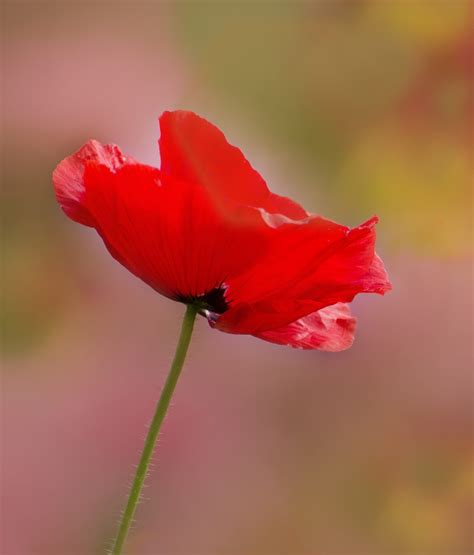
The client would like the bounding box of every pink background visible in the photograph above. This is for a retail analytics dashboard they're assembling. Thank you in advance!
[3,2,473,554]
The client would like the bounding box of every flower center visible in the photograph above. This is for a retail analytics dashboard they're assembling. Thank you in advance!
[178,285,229,321]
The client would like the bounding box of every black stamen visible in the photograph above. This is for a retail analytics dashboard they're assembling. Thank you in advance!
[176,285,229,316]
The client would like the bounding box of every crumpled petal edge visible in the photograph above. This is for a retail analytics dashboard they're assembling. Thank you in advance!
[252,302,356,351]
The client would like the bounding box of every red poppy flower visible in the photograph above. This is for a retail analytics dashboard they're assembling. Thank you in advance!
[53,110,391,351]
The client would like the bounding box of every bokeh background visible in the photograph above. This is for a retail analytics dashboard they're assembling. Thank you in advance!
[2,1,473,554]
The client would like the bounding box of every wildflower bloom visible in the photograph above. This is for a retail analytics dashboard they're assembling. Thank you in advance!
[53,110,391,350]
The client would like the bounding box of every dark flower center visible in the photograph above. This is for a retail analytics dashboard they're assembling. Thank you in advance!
[177,285,229,319]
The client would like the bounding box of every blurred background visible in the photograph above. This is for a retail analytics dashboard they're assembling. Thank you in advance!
[2,1,473,554]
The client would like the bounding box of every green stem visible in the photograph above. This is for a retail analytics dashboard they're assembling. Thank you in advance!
[111,304,198,555]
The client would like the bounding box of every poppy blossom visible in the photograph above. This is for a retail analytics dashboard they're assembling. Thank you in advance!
[53,110,391,351]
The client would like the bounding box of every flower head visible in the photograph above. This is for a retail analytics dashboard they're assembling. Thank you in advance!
[53,110,391,350]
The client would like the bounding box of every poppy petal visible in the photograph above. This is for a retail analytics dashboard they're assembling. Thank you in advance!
[81,162,269,300]
[158,110,308,219]
[53,140,135,226]
[215,216,391,334]
[253,303,356,351]
[289,217,392,302]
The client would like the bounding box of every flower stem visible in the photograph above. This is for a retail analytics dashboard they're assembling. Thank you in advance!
[111,304,198,555]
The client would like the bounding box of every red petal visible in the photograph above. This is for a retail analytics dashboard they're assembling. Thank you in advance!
[289,217,392,301]
[53,140,135,226]
[158,110,308,220]
[216,216,391,334]
[82,162,269,299]
[253,303,356,351]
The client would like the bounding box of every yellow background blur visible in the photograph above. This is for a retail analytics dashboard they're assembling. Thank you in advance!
[2,1,473,554]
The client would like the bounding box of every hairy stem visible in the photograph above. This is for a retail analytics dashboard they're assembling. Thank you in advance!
[111,304,198,555]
